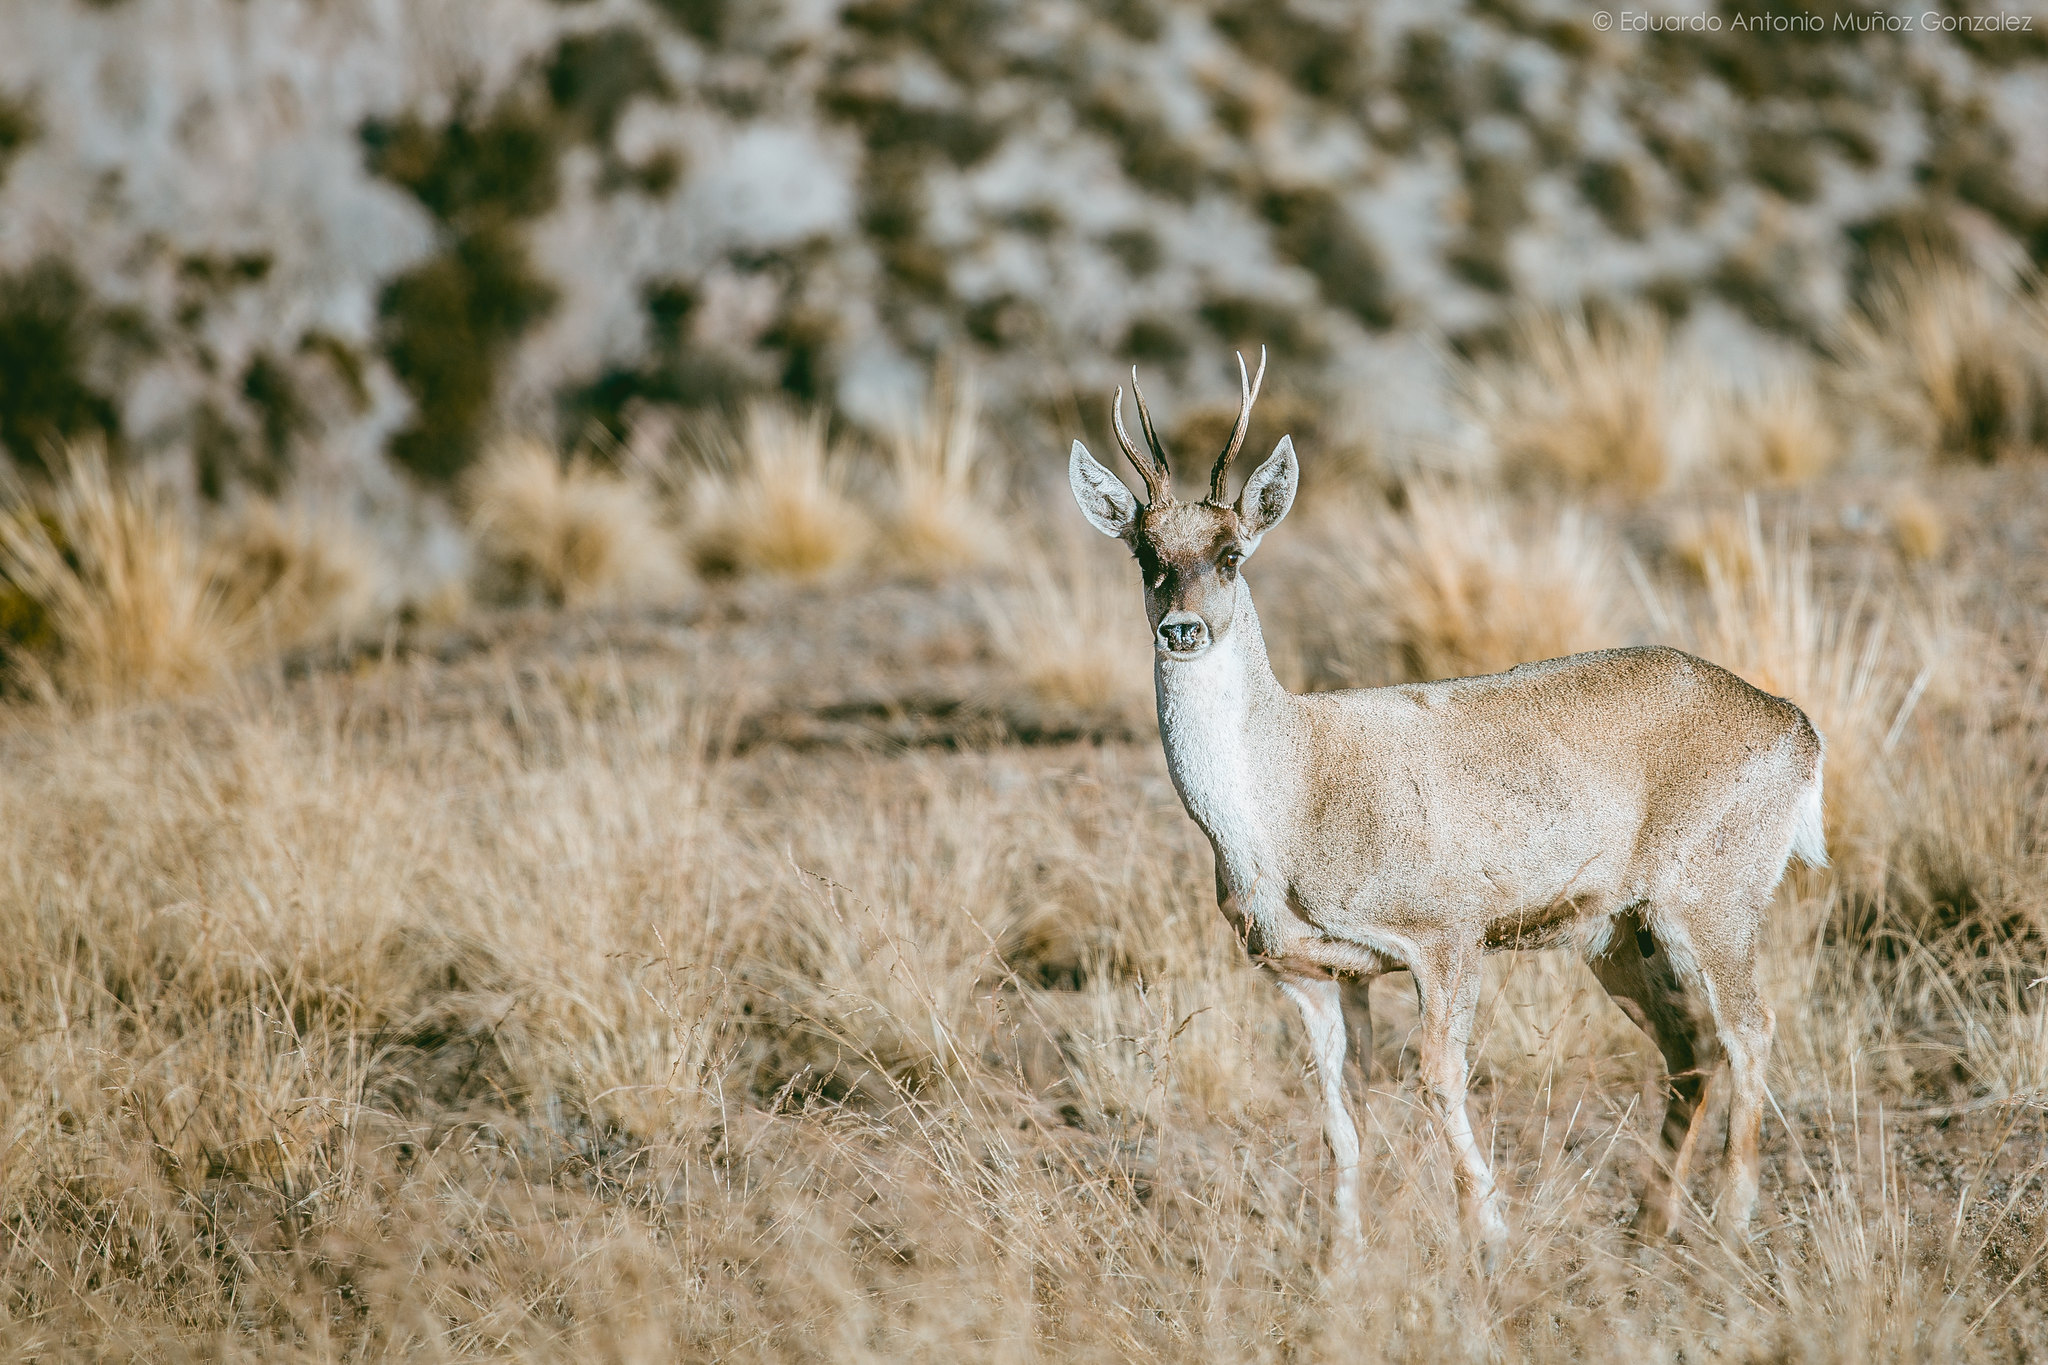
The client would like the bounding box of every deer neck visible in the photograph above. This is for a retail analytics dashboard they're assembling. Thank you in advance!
[1153,580,1290,864]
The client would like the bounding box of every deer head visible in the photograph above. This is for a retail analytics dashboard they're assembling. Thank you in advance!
[1068,348,1298,660]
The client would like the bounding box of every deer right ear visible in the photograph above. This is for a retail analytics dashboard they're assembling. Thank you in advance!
[1069,440,1139,539]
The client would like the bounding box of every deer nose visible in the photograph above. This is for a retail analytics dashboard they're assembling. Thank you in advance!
[1157,614,1209,655]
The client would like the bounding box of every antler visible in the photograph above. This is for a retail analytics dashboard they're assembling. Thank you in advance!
[1209,346,1268,502]
[1112,370,1173,504]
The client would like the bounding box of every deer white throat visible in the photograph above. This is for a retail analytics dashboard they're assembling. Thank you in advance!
[1153,585,1279,883]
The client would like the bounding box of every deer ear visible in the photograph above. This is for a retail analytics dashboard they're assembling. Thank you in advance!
[1234,435,1297,547]
[1069,439,1139,539]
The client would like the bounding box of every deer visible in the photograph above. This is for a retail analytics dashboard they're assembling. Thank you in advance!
[1066,349,1827,1264]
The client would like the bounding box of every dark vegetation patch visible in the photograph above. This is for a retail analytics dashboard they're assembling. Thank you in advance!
[1259,185,1396,328]
[1079,92,1207,204]
[1393,29,1470,141]
[1087,0,1160,43]
[1198,292,1325,364]
[0,91,39,187]
[559,279,760,446]
[1578,158,1649,238]
[1915,90,2043,252]
[963,293,1040,351]
[1711,241,1819,341]
[546,25,671,145]
[1451,149,1529,294]
[362,23,679,482]
[1101,226,1163,277]
[1471,0,1594,55]
[822,71,1003,168]
[1749,123,1824,203]
[1643,126,1723,206]
[841,0,1005,86]
[1845,202,1966,302]
[1119,315,1190,369]
[1211,1,1372,110]
[0,259,126,475]
[648,0,728,44]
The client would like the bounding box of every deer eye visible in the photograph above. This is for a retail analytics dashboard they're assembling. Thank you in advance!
[1217,547,1243,572]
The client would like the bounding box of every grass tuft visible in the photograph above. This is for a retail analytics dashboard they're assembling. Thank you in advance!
[882,366,1004,576]
[976,526,1151,716]
[1888,485,1948,563]
[0,444,342,703]
[464,435,678,606]
[1717,372,1842,485]
[1462,306,1684,498]
[1836,254,2048,464]
[683,401,870,580]
[1321,482,1629,683]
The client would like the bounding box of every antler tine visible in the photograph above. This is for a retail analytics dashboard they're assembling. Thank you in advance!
[1112,385,1170,504]
[1128,366,1172,479]
[1210,345,1268,501]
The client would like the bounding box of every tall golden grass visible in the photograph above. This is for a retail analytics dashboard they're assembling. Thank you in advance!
[1836,253,2048,465]
[464,436,679,606]
[1310,481,1632,684]
[0,445,371,704]
[1461,306,1683,497]
[883,365,1006,576]
[682,401,871,580]
[1,333,2046,1357]
[1,617,2042,1358]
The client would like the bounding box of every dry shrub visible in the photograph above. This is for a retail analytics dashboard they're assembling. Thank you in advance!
[1323,482,1631,683]
[208,498,378,648]
[976,527,1152,718]
[1835,253,2048,464]
[1888,485,1948,563]
[1716,372,1842,485]
[1673,503,1919,880]
[883,365,1004,575]
[1667,504,1757,584]
[0,444,367,704]
[464,436,678,606]
[1461,306,1688,498]
[685,401,870,580]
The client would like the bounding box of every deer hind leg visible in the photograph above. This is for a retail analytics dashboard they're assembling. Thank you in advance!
[1414,957,1508,1264]
[1695,925,1775,1239]
[1274,974,1364,1247]
[1339,973,1378,1097]
[1587,907,1721,1239]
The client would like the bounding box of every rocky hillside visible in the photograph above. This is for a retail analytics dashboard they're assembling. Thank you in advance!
[2,0,2045,494]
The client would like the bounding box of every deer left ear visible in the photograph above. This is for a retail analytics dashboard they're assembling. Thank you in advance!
[1234,435,1297,548]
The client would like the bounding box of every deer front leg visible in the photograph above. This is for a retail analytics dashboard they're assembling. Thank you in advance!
[1273,974,1364,1249]
[1414,957,1508,1267]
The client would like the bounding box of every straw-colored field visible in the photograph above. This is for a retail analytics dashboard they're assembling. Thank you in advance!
[4,289,2048,1360]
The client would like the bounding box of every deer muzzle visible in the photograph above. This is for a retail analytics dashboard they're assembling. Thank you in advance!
[1156,612,1210,657]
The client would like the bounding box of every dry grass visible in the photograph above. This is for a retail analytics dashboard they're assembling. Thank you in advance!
[208,497,379,647]
[1659,502,1918,883]
[1315,482,1632,683]
[975,524,1152,718]
[1462,306,1687,498]
[1888,485,1949,564]
[2,400,2046,1359]
[1835,254,2048,465]
[0,618,2043,1359]
[464,436,679,607]
[883,366,1005,576]
[1717,373,1842,486]
[683,401,871,580]
[1668,504,1758,584]
[0,445,374,705]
